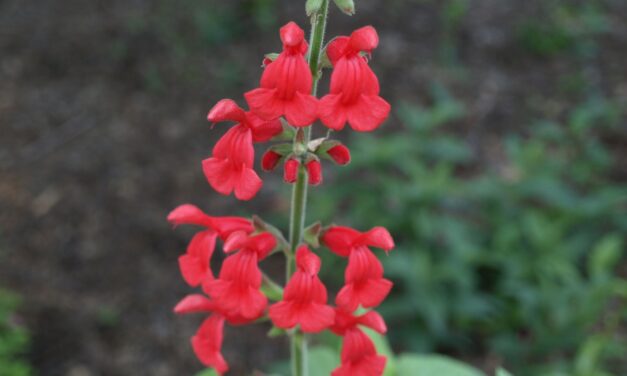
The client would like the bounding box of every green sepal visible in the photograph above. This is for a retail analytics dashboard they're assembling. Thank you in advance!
[267,326,287,338]
[303,221,323,248]
[261,272,284,301]
[277,118,296,140]
[333,0,355,15]
[264,52,280,62]
[269,143,293,156]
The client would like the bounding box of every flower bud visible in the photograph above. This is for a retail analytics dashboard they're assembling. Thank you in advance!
[306,0,324,16]
[261,150,282,171]
[306,159,322,186]
[283,158,300,183]
[333,0,355,16]
[262,53,279,67]
[327,144,351,165]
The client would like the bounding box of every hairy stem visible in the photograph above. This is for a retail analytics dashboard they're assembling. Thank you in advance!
[288,1,330,375]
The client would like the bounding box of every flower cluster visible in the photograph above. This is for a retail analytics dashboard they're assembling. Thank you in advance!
[203,22,389,201]
[169,15,394,376]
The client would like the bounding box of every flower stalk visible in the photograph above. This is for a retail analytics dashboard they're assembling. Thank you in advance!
[287,1,330,374]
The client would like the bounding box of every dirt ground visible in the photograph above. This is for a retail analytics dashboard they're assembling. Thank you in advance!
[1,0,626,375]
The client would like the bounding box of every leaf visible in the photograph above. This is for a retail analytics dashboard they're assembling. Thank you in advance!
[588,234,623,279]
[195,369,219,376]
[497,368,514,376]
[396,354,485,376]
[307,346,339,376]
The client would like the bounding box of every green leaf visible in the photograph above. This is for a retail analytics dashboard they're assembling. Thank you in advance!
[195,369,219,376]
[497,368,514,376]
[588,234,623,278]
[307,346,339,376]
[396,354,485,376]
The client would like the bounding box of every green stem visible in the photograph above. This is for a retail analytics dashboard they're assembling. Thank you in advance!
[288,1,330,375]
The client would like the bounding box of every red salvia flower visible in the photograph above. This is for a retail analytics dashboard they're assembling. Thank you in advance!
[245,22,318,127]
[330,307,387,336]
[202,99,281,201]
[269,245,335,333]
[174,293,257,374]
[322,226,395,310]
[178,230,218,287]
[330,307,387,376]
[207,99,283,142]
[306,159,323,185]
[327,144,351,165]
[319,26,391,132]
[284,158,300,183]
[167,204,253,241]
[204,231,276,321]
[332,328,386,376]
[191,314,229,375]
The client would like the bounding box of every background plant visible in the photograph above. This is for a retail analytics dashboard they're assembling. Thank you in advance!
[310,84,627,376]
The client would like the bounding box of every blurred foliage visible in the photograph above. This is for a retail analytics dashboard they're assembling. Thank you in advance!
[310,83,627,375]
[517,1,609,58]
[111,0,278,91]
[0,290,31,376]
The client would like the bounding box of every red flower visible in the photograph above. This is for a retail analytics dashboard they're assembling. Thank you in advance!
[269,246,335,333]
[202,99,281,200]
[330,307,387,336]
[319,26,391,132]
[204,231,276,320]
[245,22,318,127]
[191,315,229,375]
[306,159,323,185]
[330,308,387,376]
[322,226,394,310]
[201,128,255,201]
[207,99,282,143]
[167,204,252,241]
[332,328,386,376]
[327,144,351,165]
[284,158,300,183]
[178,230,217,287]
[261,149,282,171]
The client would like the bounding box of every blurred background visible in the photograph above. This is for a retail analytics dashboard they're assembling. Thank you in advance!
[1,0,626,375]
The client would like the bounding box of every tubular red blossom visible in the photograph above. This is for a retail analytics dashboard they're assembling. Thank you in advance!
[269,246,335,333]
[202,125,262,201]
[322,226,394,310]
[261,149,282,171]
[191,315,229,375]
[306,159,323,185]
[332,328,387,376]
[207,99,282,143]
[203,99,281,201]
[203,232,276,320]
[245,22,318,127]
[174,293,257,326]
[319,26,391,132]
[284,158,300,183]
[178,230,218,287]
[327,144,351,165]
[322,226,395,257]
[330,307,387,336]
[167,204,253,241]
